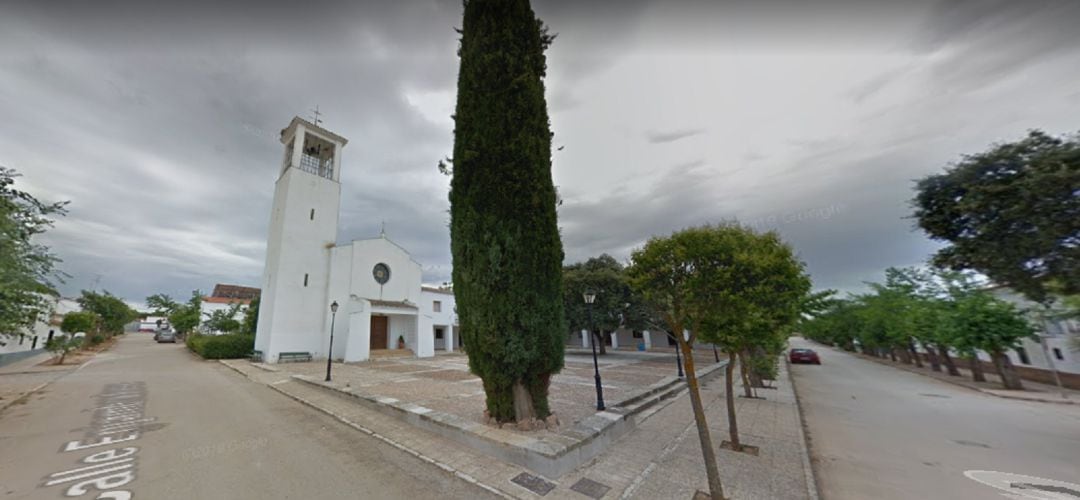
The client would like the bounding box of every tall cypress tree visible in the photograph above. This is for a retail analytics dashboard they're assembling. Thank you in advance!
[450,0,565,423]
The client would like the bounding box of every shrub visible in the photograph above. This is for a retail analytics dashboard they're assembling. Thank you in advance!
[187,333,254,359]
[86,333,106,346]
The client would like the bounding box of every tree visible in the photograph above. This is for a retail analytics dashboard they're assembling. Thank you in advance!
[628,225,744,500]
[46,334,81,365]
[146,293,180,316]
[77,290,137,335]
[687,225,810,454]
[240,296,260,335]
[203,303,243,334]
[948,290,1036,389]
[912,130,1080,304]
[0,167,67,340]
[562,255,643,354]
[448,0,565,423]
[60,311,98,336]
[169,290,202,335]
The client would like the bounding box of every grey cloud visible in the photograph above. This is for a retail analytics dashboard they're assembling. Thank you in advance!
[646,129,706,144]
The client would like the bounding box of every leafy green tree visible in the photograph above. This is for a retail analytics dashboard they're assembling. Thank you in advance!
[46,334,81,365]
[912,130,1080,304]
[203,303,243,334]
[562,255,644,354]
[145,293,180,316]
[240,296,259,335]
[688,225,810,453]
[169,290,202,334]
[949,290,1036,389]
[628,226,730,499]
[448,0,565,423]
[77,290,137,335]
[60,311,99,336]
[0,167,67,340]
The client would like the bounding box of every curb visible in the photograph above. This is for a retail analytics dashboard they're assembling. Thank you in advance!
[856,354,1077,406]
[0,357,96,414]
[785,357,821,500]
[217,359,514,499]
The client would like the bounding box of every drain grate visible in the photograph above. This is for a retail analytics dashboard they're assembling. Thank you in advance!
[511,472,556,496]
[570,478,611,499]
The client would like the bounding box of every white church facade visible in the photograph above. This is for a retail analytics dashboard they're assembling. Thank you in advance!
[254,117,458,363]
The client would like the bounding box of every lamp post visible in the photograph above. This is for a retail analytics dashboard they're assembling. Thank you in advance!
[325,301,339,382]
[584,291,605,411]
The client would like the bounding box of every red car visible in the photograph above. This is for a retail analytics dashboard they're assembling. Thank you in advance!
[790,348,821,365]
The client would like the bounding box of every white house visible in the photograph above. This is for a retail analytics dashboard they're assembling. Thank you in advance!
[985,287,1080,375]
[1,297,79,356]
[254,117,458,363]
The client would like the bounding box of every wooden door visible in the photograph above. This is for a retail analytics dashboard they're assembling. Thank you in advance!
[370,316,388,349]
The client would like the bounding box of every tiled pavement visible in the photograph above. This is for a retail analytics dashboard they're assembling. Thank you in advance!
[222,354,814,499]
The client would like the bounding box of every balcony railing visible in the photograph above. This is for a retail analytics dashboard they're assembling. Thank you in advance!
[297,153,334,180]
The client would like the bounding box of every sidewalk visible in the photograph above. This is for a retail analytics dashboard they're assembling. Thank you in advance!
[222,355,815,499]
[856,353,1079,405]
[0,350,71,412]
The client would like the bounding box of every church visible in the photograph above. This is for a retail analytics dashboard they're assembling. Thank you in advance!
[254,117,459,363]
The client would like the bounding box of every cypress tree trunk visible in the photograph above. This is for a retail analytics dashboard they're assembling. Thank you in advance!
[991,350,1024,390]
[968,356,986,382]
[451,0,566,423]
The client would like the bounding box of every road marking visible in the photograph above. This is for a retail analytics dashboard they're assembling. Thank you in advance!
[40,382,153,498]
[965,470,1080,499]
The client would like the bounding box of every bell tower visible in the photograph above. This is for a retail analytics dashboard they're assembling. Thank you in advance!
[255,116,347,362]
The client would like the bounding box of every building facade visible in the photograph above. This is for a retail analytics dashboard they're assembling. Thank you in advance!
[254,117,457,363]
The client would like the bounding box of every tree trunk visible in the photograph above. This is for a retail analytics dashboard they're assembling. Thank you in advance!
[592,330,606,355]
[681,338,725,499]
[512,381,537,422]
[738,351,753,398]
[927,345,942,372]
[991,350,1024,390]
[938,345,961,376]
[897,347,912,365]
[907,342,923,368]
[725,350,741,452]
[968,356,986,382]
[748,347,766,388]
[888,349,897,362]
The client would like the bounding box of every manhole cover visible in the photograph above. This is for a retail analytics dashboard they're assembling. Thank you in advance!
[919,393,951,398]
[511,472,555,496]
[953,439,991,449]
[570,478,610,499]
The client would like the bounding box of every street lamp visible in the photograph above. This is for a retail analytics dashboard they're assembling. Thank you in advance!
[584,291,605,411]
[325,301,339,382]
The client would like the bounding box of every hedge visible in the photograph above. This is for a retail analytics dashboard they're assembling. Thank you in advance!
[186,333,254,359]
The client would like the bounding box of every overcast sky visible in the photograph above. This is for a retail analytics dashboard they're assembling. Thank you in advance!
[3,0,1079,306]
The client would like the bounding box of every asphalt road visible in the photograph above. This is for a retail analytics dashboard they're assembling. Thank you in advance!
[789,337,1080,500]
[0,333,497,499]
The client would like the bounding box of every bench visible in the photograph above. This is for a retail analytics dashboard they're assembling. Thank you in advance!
[278,352,312,363]
[250,350,263,362]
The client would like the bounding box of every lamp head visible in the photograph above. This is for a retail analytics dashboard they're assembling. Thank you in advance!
[330,301,339,313]
[583,291,596,304]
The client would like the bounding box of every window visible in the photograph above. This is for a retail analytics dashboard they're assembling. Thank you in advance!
[435,328,444,340]
[310,208,315,220]
[433,301,442,312]
[1016,347,1030,365]
[304,273,309,287]
[1053,348,1064,361]
[19,334,24,345]
[632,330,643,339]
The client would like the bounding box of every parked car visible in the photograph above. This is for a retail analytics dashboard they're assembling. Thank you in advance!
[789,348,821,364]
[156,330,177,343]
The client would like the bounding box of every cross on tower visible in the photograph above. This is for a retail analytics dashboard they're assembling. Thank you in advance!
[311,105,323,126]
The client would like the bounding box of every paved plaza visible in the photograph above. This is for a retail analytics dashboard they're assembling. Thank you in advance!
[274,350,696,433]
